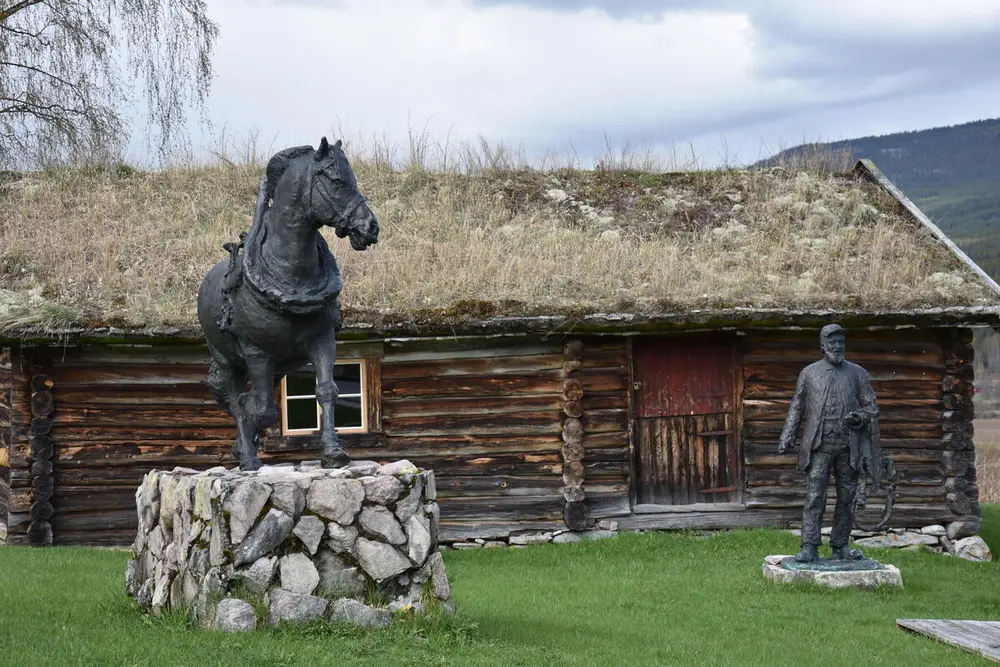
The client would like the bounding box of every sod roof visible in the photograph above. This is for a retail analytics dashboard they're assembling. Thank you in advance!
[1,157,997,340]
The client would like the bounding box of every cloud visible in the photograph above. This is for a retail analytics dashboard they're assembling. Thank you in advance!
[180,0,1000,167]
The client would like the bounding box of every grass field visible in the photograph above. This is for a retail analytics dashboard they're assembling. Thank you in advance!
[977,419,1000,503]
[1,506,998,667]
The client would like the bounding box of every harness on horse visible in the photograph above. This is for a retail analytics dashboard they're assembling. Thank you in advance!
[217,174,345,333]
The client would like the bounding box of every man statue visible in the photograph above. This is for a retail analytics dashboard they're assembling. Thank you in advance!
[778,324,881,562]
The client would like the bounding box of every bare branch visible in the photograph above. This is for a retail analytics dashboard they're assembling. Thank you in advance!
[0,0,217,167]
[0,0,45,23]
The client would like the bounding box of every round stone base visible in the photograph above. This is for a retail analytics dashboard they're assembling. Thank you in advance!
[125,459,453,630]
[762,554,903,589]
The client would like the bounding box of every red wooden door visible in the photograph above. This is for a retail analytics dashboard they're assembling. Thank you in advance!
[633,337,740,505]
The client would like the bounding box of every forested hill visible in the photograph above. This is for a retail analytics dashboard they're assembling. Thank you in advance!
[761,118,1000,279]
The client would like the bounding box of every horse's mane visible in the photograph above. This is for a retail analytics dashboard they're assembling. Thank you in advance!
[235,147,342,317]
[264,145,314,201]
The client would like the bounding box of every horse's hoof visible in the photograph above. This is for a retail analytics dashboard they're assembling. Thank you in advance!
[239,456,263,472]
[321,447,351,469]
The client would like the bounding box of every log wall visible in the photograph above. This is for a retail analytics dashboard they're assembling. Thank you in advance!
[3,326,979,546]
[0,348,10,542]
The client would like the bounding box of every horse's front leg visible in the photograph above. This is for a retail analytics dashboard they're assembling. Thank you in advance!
[311,333,351,468]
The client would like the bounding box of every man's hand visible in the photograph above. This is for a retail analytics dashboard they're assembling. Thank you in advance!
[778,440,793,455]
[845,411,864,429]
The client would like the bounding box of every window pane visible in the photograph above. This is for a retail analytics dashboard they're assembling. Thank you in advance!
[286,373,316,397]
[334,363,362,395]
[286,398,318,430]
[333,395,363,429]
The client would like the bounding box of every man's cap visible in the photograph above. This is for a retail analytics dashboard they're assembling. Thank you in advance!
[820,323,846,338]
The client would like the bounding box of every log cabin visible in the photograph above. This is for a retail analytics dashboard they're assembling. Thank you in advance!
[0,158,997,546]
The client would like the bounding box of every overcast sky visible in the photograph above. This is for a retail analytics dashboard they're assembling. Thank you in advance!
[181,0,1000,167]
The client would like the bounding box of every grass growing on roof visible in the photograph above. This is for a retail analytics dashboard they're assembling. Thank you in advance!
[1,505,998,666]
[0,147,996,334]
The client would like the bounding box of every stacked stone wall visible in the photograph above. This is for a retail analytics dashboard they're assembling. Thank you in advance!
[125,460,451,631]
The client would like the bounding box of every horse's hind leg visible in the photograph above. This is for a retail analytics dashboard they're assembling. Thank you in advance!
[207,351,261,471]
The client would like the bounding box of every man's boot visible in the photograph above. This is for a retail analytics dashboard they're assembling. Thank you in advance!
[794,544,819,562]
[829,545,863,561]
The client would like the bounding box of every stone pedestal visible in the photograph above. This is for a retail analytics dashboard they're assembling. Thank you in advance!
[124,460,452,630]
[762,554,903,589]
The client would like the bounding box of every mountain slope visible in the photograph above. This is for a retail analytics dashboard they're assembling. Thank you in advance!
[761,118,1000,279]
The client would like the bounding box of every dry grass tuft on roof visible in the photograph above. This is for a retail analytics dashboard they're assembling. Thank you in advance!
[0,153,995,333]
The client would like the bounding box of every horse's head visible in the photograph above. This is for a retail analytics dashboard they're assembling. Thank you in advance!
[308,137,379,251]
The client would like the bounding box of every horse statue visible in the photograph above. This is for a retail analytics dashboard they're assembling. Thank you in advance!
[197,137,379,471]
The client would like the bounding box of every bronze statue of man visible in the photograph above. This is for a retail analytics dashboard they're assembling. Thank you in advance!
[778,324,881,562]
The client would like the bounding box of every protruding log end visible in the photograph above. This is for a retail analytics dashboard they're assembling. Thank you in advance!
[563,501,587,531]
[27,520,53,547]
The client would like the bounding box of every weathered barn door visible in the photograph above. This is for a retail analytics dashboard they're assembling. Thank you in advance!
[633,337,741,505]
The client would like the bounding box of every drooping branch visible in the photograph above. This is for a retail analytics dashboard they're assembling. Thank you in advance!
[0,0,218,167]
[0,0,46,23]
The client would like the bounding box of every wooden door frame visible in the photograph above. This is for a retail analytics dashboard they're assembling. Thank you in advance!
[627,332,745,510]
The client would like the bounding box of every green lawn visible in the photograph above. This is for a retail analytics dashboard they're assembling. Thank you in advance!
[2,507,999,667]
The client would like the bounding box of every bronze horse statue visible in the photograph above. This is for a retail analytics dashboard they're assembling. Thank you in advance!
[197,138,379,470]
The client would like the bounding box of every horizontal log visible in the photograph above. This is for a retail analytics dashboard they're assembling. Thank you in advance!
[55,341,380,366]
[52,437,568,468]
[52,405,232,428]
[57,383,219,406]
[746,463,944,487]
[436,475,564,497]
[744,363,943,385]
[585,493,631,518]
[383,393,563,418]
[745,485,945,507]
[261,432,386,453]
[52,486,138,513]
[383,372,563,399]
[53,345,212,365]
[381,353,565,380]
[583,431,629,448]
[581,348,628,370]
[744,421,941,440]
[384,338,559,362]
[742,341,944,366]
[436,494,564,521]
[50,424,237,442]
[54,528,137,547]
[582,392,628,411]
[412,454,562,477]
[384,411,562,437]
[746,443,946,465]
[50,509,137,532]
[743,398,942,423]
[585,447,630,463]
[54,442,233,465]
[55,364,210,387]
[582,409,629,434]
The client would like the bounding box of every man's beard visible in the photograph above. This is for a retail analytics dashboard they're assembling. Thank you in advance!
[825,350,845,365]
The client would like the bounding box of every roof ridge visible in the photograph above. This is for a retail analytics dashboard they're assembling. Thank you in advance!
[854,159,1000,296]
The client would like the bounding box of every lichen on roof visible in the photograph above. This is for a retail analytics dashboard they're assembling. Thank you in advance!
[0,159,995,335]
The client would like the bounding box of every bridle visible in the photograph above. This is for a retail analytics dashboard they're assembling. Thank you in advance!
[310,160,368,230]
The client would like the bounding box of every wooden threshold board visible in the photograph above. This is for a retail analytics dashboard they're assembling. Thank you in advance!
[897,618,1000,663]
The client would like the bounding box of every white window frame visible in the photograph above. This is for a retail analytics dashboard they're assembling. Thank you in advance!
[280,360,367,435]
